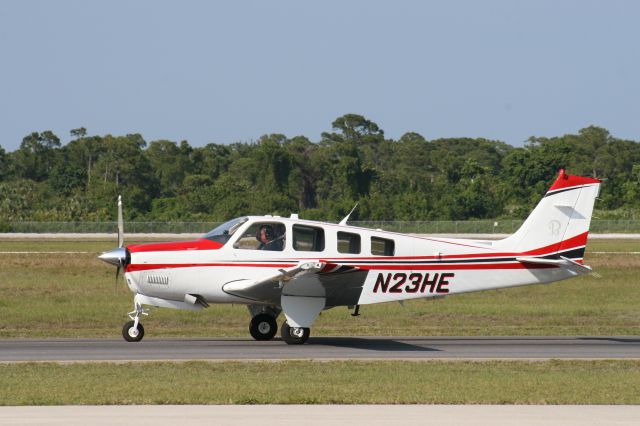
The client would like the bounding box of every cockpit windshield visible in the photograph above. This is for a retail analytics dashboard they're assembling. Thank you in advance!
[203,217,248,245]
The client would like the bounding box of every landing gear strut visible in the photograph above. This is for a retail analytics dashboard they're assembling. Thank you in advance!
[122,300,147,342]
[280,321,310,345]
[249,314,278,340]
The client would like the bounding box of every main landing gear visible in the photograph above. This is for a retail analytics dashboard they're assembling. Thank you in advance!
[122,301,147,342]
[249,314,278,340]
[280,321,310,345]
[247,305,310,344]
[248,316,310,344]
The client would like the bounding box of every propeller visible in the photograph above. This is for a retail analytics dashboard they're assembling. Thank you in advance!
[116,195,124,289]
[98,195,128,290]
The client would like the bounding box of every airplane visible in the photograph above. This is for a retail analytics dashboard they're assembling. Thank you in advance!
[98,169,601,344]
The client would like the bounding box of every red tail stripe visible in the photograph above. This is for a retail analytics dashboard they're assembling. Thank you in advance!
[548,169,601,192]
[523,231,588,256]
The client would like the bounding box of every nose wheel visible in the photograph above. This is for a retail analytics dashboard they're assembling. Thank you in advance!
[122,320,145,342]
[249,313,278,340]
[280,321,310,345]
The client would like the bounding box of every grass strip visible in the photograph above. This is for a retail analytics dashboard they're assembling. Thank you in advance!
[1,360,639,405]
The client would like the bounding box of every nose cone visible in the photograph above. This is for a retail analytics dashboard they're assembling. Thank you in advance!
[98,247,127,266]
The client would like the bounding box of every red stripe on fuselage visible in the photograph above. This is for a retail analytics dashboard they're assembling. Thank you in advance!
[125,261,554,273]
[128,239,223,253]
[124,229,588,271]
[126,262,297,272]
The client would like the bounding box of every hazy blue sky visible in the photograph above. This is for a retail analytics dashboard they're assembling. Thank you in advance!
[1,0,638,151]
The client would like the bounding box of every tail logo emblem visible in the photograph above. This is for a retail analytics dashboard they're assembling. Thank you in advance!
[549,220,561,236]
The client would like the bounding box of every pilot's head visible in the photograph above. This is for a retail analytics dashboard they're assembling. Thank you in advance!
[257,224,274,244]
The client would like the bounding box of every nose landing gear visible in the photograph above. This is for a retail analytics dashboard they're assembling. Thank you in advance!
[122,320,144,342]
[122,300,148,342]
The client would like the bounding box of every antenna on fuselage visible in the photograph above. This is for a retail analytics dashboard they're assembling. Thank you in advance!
[339,203,358,226]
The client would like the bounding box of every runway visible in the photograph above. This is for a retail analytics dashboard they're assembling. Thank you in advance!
[1,336,639,362]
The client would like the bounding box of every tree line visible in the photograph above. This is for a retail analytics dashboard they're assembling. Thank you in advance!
[0,114,638,222]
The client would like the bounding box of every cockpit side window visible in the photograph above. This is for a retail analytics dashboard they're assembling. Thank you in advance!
[233,222,286,251]
[293,225,325,252]
[203,217,248,245]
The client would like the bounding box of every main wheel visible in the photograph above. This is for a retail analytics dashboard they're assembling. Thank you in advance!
[280,320,310,345]
[122,320,144,342]
[249,314,278,341]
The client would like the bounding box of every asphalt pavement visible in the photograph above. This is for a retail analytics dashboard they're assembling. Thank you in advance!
[1,336,639,362]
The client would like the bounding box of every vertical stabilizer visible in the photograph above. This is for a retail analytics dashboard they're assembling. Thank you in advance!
[493,170,601,259]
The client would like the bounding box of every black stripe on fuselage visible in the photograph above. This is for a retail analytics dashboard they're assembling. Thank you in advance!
[326,257,520,265]
[541,247,586,260]
[229,252,585,266]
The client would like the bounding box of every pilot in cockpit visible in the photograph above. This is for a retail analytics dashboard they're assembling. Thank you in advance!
[256,224,284,251]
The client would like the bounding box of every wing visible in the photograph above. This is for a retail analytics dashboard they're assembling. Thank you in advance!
[222,261,326,302]
[221,261,364,305]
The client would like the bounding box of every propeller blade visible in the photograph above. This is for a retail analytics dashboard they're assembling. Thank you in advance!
[117,195,124,248]
[115,264,121,291]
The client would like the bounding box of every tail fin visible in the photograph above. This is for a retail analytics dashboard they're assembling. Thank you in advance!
[493,170,601,259]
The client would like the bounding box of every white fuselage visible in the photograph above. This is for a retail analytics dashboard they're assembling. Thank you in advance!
[124,217,577,309]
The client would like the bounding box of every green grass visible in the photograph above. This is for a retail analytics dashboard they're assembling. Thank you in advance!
[0,239,638,338]
[1,360,639,405]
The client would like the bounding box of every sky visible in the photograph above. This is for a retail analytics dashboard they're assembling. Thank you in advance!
[0,0,638,151]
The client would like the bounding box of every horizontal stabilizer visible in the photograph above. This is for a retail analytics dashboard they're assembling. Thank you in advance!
[516,256,592,275]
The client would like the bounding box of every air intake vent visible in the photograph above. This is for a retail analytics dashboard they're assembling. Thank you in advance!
[146,275,169,285]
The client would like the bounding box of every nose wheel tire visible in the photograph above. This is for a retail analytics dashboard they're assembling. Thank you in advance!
[280,321,310,345]
[122,320,145,342]
[249,314,278,341]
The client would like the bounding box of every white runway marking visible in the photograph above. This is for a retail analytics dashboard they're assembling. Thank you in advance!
[591,251,640,254]
[0,405,638,426]
[0,251,95,254]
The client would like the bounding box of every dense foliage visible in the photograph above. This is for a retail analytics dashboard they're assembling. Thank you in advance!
[0,114,638,221]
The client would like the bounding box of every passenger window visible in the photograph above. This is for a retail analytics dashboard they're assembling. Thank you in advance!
[233,222,286,251]
[371,237,394,256]
[293,225,325,252]
[337,232,361,254]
